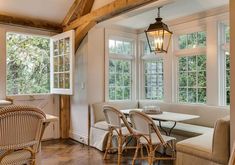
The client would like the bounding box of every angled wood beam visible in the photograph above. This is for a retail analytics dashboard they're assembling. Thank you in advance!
[64,0,159,31]
[62,0,95,26]
[0,14,62,32]
[75,21,96,50]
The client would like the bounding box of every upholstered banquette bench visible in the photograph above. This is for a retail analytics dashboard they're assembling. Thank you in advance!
[89,100,229,151]
[176,116,230,165]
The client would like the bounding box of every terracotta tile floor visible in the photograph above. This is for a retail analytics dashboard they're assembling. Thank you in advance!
[41,139,173,165]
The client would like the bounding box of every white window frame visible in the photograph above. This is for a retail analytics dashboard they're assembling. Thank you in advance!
[219,21,230,106]
[4,28,75,96]
[173,26,207,104]
[138,34,165,101]
[105,29,137,101]
[3,28,54,98]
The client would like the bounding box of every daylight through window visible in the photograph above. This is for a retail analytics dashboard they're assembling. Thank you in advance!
[6,33,50,95]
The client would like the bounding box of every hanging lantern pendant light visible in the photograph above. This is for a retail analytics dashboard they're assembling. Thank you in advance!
[145,7,173,54]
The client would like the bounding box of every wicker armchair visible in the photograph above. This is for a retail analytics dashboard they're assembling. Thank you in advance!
[129,110,176,165]
[0,105,46,165]
[103,105,135,165]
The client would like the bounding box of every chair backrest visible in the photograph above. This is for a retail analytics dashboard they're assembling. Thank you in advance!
[0,105,46,150]
[103,105,132,133]
[129,110,165,144]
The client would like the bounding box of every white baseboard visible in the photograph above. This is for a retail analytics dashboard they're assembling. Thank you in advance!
[69,130,88,145]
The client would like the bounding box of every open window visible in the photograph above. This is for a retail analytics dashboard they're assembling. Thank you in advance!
[6,30,75,96]
[50,30,75,95]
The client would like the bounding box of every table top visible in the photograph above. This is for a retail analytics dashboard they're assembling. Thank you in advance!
[121,109,199,122]
[45,114,59,123]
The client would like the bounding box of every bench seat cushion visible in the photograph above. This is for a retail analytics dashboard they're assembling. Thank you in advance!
[176,133,213,160]
[157,122,214,137]
[93,121,109,131]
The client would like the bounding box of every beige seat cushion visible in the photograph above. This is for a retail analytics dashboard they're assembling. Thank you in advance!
[0,149,32,165]
[156,121,214,137]
[176,132,213,160]
[92,121,109,131]
[93,121,130,135]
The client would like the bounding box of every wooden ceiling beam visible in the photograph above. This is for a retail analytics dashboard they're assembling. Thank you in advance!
[0,14,62,32]
[62,0,95,26]
[64,0,159,31]
[75,21,96,50]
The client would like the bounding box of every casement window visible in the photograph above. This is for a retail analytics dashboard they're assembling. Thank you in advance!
[176,30,207,104]
[108,38,134,100]
[6,30,75,96]
[144,60,164,100]
[141,40,164,100]
[220,23,230,105]
[178,55,206,103]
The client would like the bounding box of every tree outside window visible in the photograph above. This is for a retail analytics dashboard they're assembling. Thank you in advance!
[178,55,207,103]
[6,33,50,95]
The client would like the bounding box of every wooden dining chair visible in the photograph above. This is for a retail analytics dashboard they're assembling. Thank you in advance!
[129,110,176,165]
[0,105,46,165]
[103,105,136,165]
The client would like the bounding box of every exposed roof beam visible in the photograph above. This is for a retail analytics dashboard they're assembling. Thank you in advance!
[64,0,159,31]
[0,13,62,32]
[75,21,96,50]
[62,0,95,26]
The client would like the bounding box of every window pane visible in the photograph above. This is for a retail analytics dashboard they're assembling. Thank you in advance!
[179,72,187,87]
[109,39,132,55]
[198,71,206,87]
[109,60,115,73]
[109,59,131,100]
[6,33,50,95]
[198,88,206,103]
[179,57,187,71]
[226,88,230,105]
[188,72,197,87]
[226,70,230,87]
[226,55,230,69]
[188,88,197,103]
[197,55,206,71]
[179,31,206,50]
[179,88,187,102]
[187,33,197,48]
[178,55,207,103]
[109,87,115,100]
[197,32,206,47]
[188,56,197,71]
[144,60,164,100]
[179,35,187,49]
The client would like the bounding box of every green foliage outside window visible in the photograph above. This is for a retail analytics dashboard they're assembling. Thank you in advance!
[6,33,50,95]
[178,31,206,49]
[178,55,207,103]
[226,54,230,105]
[109,39,132,55]
[144,60,164,100]
[109,59,131,100]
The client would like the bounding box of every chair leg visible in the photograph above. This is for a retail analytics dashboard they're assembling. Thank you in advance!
[103,130,113,160]
[132,141,140,165]
[140,144,144,159]
[148,145,154,165]
[117,135,123,165]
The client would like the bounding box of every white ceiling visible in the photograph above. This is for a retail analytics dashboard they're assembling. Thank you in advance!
[113,0,229,30]
[0,0,75,23]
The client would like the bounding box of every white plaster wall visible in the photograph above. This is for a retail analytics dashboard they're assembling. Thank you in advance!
[70,26,105,144]
[70,36,89,143]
